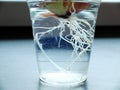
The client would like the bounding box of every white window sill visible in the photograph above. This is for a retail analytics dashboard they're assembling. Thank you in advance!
[0,0,120,3]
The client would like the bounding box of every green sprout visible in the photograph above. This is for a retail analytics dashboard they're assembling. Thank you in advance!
[45,0,71,16]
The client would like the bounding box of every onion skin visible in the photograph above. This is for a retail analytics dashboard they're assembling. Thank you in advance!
[39,1,91,18]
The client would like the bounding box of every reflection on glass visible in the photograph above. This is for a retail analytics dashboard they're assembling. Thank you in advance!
[38,80,88,90]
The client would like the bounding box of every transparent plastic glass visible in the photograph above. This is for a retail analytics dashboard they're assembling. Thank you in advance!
[27,0,101,86]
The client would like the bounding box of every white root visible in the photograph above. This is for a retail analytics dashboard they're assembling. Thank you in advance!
[35,31,66,72]
[34,13,95,72]
[34,0,94,71]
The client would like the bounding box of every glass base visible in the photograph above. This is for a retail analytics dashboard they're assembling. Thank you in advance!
[39,72,87,87]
